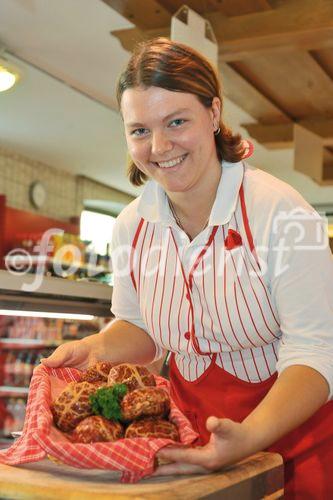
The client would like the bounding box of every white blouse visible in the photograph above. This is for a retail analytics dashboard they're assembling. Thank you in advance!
[111,161,333,398]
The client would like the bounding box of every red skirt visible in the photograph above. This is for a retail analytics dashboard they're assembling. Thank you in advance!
[170,354,333,499]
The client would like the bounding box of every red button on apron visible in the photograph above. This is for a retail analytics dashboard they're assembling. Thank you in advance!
[186,293,190,300]
[184,331,191,340]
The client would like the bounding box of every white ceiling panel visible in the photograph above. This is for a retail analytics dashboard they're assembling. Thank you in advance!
[0,0,133,108]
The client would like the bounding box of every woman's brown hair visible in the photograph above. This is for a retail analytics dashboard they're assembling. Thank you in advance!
[117,37,245,186]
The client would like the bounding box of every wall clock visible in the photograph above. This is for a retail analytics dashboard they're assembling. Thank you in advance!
[29,181,46,209]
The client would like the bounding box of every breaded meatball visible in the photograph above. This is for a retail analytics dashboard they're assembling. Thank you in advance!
[125,417,179,441]
[121,387,170,421]
[80,361,113,384]
[51,381,96,432]
[71,415,124,443]
[107,363,156,392]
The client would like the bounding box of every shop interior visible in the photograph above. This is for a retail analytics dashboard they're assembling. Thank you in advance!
[0,0,332,464]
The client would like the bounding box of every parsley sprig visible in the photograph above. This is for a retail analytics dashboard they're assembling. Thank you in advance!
[89,384,128,421]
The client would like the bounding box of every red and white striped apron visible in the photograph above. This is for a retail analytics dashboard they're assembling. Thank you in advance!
[130,166,333,499]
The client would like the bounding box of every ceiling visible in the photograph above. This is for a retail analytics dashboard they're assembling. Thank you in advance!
[108,0,333,184]
[0,0,138,195]
[0,0,333,198]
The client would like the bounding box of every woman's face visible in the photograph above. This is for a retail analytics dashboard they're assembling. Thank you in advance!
[121,86,221,194]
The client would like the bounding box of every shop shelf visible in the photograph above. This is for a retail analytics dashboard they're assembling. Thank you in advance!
[0,338,68,349]
[0,386,29,398]
[0,437,13,449]
[0,269,112,317]
[5,255,110,275]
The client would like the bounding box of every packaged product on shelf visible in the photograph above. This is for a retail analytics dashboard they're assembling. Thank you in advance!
[33,352,44,371]
[3,399,15,437]
[51,233,85,265]
[3,352,16,386]
[2,398,26,437]
[12,352,26,387]
[48,319,63,341]
[34,318,47,340]
[3,399,26,436]
[3,350,51,388]
[61,318,102,340]
[61,322,79,340]
[34,349,53,370]
[0,317,11,337]
[3,317,63,342]
[14,399,26,432]
[23,352,35,387]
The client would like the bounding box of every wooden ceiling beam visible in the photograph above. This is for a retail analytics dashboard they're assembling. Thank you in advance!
[101,0,171,30]
[300,118,333,145]
[242,123,294,149]
[157,0,273,17]
[211,0,333,61]
[111,26,169,52]
[110,0,333,61]
[108,1,332,143]
[229,51,333,120]
[110,29,291,126]
[322,149,333,185]
[103,0,273,28]
[220,63,290,125]
[243,118,333,149]
[294,124,333,185]
[311,48,333,80]
[105,31,290,126]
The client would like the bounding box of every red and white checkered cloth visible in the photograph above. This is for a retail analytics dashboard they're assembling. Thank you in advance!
[0,365,198,483]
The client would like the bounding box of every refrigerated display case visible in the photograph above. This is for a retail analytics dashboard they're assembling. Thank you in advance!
[0,270,112,446]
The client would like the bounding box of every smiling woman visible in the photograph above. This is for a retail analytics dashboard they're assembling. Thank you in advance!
[116,37,246,241]
[116,37,245,187]
[121,87,221,199]
[42,37,333,499]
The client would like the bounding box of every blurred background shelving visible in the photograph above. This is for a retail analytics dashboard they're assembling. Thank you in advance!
[0,271,112,444]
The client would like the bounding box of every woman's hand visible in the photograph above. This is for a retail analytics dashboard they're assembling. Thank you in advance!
[154,416,253,476]
[154,366,330,477]
[40,333,100,370]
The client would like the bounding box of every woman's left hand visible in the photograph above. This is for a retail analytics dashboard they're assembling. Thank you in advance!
[153,416,253,476]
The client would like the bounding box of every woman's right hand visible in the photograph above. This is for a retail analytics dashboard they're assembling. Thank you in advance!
[40,334,100,371]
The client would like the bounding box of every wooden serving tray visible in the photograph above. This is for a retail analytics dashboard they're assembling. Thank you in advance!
[0,451,283,499]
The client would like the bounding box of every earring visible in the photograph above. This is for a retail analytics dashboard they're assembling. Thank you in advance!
[214,127,221,136]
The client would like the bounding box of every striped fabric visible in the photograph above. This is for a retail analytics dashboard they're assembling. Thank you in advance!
[130,177,281,383]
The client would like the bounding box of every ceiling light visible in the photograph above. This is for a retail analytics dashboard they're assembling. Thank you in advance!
[0,309,95,320]
[0,57,20,92]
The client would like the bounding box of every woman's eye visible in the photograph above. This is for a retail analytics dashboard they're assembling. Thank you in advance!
[131,128,149,136]
[169,118,186,127]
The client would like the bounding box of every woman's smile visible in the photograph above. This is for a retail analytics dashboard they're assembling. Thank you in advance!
[121,86,221,194]
[152,153,188,169]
